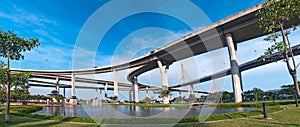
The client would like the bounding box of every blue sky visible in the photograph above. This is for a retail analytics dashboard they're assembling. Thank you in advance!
[1,0,300,100]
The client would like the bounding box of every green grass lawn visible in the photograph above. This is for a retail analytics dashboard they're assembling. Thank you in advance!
[1,101,299,127]
[175,104,300,127]
[0,114,95,127]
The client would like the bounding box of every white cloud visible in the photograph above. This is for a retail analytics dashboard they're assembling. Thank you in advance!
[0,5,58,29]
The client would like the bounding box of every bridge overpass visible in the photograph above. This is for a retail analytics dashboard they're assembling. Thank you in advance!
[126,3,300,103]
[11,3,300,103]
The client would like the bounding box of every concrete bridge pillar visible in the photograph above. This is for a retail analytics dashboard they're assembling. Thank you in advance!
[226,33,243,103]
[153,92,156,100]
[99,89,102,106]
[129,90,132,102]
[96,89,98,99]
[157,60,169,104]
[70,74,77,105]
[187,84,194,97]
[133,76,139,103]
[104,82,108,100]
[56,77,60,94]
[113,70,118,100]
[146,87,149,99]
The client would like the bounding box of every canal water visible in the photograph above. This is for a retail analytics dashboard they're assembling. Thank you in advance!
[33,104,257,118]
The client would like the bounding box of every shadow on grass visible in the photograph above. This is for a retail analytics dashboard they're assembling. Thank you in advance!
[0,114,64,127]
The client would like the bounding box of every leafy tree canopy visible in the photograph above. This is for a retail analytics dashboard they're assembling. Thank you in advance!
[0,30,39,60]
[257,0,300,33]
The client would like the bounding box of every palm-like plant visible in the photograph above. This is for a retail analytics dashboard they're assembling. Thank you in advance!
[264,91,279,103]
[251,88,264,102]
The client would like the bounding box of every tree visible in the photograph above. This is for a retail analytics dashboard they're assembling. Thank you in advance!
[200,95,207,101]
[264,91,279,103]
[158,90,170,98]
[0,62,30,103]
[0,88,5,103]
[0,30,39,122]
[188,94,197,102]
[173,96,184,104]
[281,84,298,99]
[280,84,299,106]
[243,90,254,101]
[0,61,5,68]
[257,0,300,104]
[252,87,264,102]
[54,94,65,102]
[221,91,234,103]
[141,97,152,104]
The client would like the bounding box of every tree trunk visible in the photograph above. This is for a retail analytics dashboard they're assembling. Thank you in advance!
[279,22,300,104]
[292,72,299,107]
[292,72,300,98]
[5,50,10,122]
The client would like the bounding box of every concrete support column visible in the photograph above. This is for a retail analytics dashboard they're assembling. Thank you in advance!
[104,82,108,100]
[99,89,102,106]
[56,77,60,94]
[113,70,118,99]
[133,76,139,103]
[63,88,66,98]
[71,74,76,97]
[191,84,194,95]
[96,89,98,99]
[157,60,169,90]
[179,91,182,97]
[146,87,149,99]
[70,73,77,105]
[226,33,243,103]
[129,90,132,102]
[239,71,243,92]
[240,71,244,100]
[157,60,169,104]
[187,85,194,97]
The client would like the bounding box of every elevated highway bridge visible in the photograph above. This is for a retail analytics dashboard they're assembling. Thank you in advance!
[11,3,300,104]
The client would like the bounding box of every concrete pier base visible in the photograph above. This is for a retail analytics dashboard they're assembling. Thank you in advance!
[163,97,169,104]
[69,96,78,105]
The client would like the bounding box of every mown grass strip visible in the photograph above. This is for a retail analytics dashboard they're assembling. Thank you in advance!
[179,105,283,123]
[0,101,287,124]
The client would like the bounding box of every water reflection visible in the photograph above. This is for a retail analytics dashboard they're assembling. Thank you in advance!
[34,105,257,118]
[34,105,88,117]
